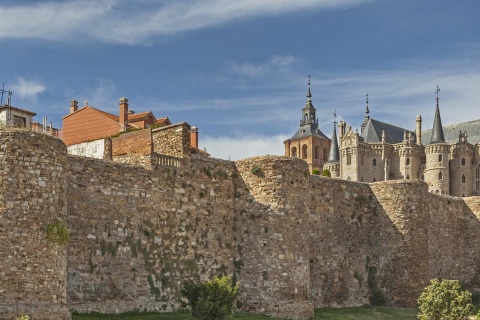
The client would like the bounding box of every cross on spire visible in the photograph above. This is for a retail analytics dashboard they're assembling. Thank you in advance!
[365,93,370,118]
[435,84,440,106]
[306,75,312,101]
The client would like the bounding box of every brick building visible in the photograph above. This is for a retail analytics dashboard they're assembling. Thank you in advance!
[61,98,171,146]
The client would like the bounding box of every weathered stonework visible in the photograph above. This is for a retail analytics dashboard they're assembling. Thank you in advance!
[3,128,480,320]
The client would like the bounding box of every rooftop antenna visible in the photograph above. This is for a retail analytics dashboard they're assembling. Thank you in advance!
[0,83,14,106]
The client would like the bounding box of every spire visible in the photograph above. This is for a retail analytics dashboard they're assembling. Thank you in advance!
[430,85,446,144]
[365,93,370,118]
[306,75,312,102]
[327,111,340,162]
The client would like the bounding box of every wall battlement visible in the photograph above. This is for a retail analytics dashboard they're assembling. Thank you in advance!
[1,129,480,320]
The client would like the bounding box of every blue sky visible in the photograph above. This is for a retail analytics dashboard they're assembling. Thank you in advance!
[1,0,480,160]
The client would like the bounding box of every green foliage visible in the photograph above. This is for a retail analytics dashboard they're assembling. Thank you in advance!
[181,276,239,320]
[16,316,30,320]
[477,309,480,320]
[250,165,261,176]
[46,218,70,245]
[417,279,473,320]
[312,168,320,175]
[367,267,386,306]
[322,169,331,177]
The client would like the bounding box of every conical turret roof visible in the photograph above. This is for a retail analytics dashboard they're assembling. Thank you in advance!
[429,86,446,144]
[327,122,339,162]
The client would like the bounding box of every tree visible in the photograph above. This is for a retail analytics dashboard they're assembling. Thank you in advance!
[182,275,239,320]
[417,279,473,320]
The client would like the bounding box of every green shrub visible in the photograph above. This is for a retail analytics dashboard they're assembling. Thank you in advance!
[181,275,239,320]
[46,218,70,245]
[16,316,30,320]
[477,309,480,320]
[322,169,331,177]
[250,165,261,176]
[417,279,473,320]
[312,168,320,175]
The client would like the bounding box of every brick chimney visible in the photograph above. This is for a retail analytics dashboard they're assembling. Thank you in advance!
[70,100,78,114]
[190,126,199,149]
[119,97,129,131]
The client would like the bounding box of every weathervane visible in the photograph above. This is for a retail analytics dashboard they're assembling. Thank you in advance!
[435,84,440,100]
[333,110,337,126]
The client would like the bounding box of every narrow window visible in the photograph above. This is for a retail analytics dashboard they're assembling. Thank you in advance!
[314,146,319,159]
[438,154,443,162]
[462,174,466,183]
[406,158,410,165]
[439,171,443,180]
[373,158,377,166]
[323,148,328,161]
[406,175,410,180]
[347,153,352,165]
[373,177,377,182]
[462,158,466,165]
[291,147,297,157]
[302,144,308,159]
[421,174,424,181]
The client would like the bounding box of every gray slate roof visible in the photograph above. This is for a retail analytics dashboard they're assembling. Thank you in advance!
[327,124,339,162]
[422,119,480,145]
[429,104,446,144]
[361,118,416,144]
[288,123,330,141]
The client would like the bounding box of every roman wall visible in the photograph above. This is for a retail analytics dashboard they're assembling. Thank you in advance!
[2,129,480,320]
[0,130,70,320]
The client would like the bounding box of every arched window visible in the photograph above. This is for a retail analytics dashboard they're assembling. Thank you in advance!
[439,171,443,180]
[373,158,377,166]
[373,177,377,182]
[421,174,424,181]
[406,158,410,165]
[439,154,443,162]
[347,153,352,165]
[462,174,466,183]
[406,175,410,180]
[361,177,364,182]
[291,147,297,157]
[302,144,308,159]
[462,158,466,165]
[314,146,319,159]
[304,113,308,123]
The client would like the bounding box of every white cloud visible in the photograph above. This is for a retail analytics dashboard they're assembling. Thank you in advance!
[11,77,46,100]
[0,0,378,44]
[202,134,288,160]
[227,55,297,77]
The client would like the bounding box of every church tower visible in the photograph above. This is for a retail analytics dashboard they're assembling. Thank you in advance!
[424,86,450,194]
[284,78,331,173]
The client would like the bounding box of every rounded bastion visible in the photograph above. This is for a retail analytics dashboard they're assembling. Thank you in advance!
[0,129,70,320]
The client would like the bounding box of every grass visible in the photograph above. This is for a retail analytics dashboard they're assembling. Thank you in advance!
[72,306,419,320]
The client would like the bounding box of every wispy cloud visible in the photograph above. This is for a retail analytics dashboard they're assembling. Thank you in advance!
[0,0,377,44]
[11,77,46,101]
[226,55,297,77]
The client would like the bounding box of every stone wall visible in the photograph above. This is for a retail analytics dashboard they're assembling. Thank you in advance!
[0,130,70,320]
[67,139,105,159]
[3,130,480,320]
[152,123,191,165]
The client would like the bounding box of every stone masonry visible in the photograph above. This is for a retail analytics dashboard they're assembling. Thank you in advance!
[2,128,480,320]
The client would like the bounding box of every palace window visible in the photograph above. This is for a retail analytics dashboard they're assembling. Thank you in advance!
[314,146,319,159]
[373,177,377,182]
[406,175,410,180]
[462,158,466,165]
[462,174,466,183]
[406,158,410,165]
[323,148,328,161]
[439,154,443,162]
[373,158,377,166]
[347,153,351,165]
[439,171,443,180]
[291,147,297,157]
[302,144,308,159]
